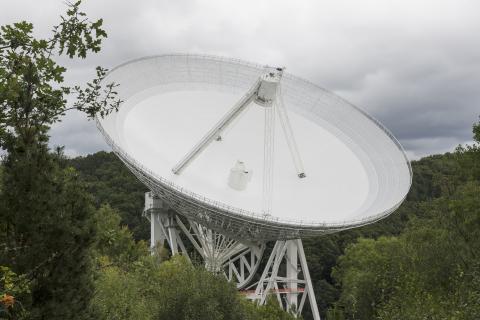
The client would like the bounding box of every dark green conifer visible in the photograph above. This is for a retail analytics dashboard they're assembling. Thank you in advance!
[0,1,119,318]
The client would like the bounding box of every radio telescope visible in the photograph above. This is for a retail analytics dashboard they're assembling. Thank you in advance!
[96,54,412,319]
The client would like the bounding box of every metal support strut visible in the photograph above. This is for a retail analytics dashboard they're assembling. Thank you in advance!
[146,192,320,319]
[145,192,264,288]
[172,79,260,175]
[252,239,320,320]
[171,67,306,181]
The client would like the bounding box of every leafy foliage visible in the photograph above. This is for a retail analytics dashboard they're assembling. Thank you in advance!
[328,119,480,319]
[68,152,149,240]
[94,204,149,267]
[0,1,120,319]
[0,148,98,319]
[92,207,297,320]
[94,255,298,320]
[0,266,30,319]
[0,3,120,149]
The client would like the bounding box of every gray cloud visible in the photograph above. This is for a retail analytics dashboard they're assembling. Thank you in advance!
[1,0,479,159]
[49,111,107,158]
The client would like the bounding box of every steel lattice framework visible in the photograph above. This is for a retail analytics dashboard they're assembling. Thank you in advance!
[96,54,413,320]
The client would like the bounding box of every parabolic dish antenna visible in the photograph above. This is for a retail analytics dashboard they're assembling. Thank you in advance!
[96,54,412,319]
[97,54,411,241]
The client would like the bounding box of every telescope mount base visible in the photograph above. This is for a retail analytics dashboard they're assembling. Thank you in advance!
[144,192,320,319]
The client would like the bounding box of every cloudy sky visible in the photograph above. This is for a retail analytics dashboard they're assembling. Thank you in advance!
[1,0,479,159]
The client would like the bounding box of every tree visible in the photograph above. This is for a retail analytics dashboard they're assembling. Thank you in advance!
[0,152,99,319]
[93,255,299,320]
[0,1,119,318]
[456,117,480,182]
[92,264,153,320]
[68,152,149,240]
[93,204,148,268]
[0,266,30,319]
[331,178,480,320]
[142,255,246,320]
[331,237,406,319]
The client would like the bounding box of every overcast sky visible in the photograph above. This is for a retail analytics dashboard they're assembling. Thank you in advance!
[1,0,479,159]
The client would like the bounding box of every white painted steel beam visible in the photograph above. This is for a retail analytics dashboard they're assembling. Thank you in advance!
[253,239,321,320]
[172,79,260,175]
[276,88,306,178]
[145,191,264,287]
[286,240,299,311]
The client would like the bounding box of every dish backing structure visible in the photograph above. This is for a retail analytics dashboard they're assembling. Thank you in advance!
[96,54,412,319]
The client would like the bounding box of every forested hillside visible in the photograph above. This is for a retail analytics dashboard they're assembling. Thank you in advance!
[69,152,149,240]
[69,119,480,320]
